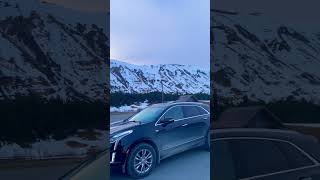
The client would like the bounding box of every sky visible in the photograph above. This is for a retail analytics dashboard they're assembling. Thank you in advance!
[111,0,210,68]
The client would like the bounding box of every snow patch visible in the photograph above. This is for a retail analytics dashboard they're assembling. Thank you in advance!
[0,129,107,160]
[110,101,149,112]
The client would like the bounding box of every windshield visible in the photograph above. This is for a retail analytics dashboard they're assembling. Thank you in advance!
[129,106,164,123]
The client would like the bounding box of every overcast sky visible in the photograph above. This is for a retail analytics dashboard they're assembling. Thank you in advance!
[111,0,210,68]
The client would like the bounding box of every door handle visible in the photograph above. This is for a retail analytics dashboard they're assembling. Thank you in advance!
[181,124,188,127]
[203,117,208,120]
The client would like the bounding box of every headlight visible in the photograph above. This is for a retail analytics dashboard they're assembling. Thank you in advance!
[110,130,133,143]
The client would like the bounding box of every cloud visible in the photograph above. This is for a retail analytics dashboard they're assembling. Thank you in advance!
[111,0,210,68]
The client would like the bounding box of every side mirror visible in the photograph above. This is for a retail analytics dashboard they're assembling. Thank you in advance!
[160,117,174,125]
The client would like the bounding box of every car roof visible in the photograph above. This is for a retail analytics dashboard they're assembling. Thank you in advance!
[213,128,303,140]
[151,101,209,108]
[212,128,320,162]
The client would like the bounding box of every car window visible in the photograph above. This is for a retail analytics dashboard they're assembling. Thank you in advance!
[275,141,314,168]
[212,140,236,180]
[229,139,290,179]
[213,138,315,179]
[202,104,210,113]
[196,106,208,115]
[129,107,164,123]
[183,106,202,117]
[163,106,184,120]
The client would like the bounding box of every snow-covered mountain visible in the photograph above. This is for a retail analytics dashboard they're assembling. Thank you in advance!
[212,9,320,105]
[110,60,210,94]
[0,0,108,102]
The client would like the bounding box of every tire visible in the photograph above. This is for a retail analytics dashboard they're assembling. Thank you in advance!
[204,130,210,151]
[126,143,156,179]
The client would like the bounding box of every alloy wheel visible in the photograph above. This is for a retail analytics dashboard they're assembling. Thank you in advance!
[133,148,153,174]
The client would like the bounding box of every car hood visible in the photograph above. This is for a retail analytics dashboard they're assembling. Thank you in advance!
[110,121,139,135]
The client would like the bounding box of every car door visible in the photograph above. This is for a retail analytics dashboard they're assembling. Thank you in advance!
[249,140,320,180]
[261,166,320,180]
[215,138,320,180]
[181,105,209,141]
[155,105,188,158]
[212,140,237,180]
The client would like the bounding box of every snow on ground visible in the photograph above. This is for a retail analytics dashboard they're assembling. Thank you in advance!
[110,101,149,113]
[0,129,107,160]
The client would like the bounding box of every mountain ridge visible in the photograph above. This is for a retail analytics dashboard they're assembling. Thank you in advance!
[212,8,320,105]
[0,0,108,102]
[110,59,210,94]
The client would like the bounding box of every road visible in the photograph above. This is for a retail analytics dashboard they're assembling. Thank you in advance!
[0,112,210,180]
[0,158,83,180]
[60,151,109,180]
[110,112,210,180]
[0,112,133,180]
[110,112,136,123]
[110,149,210,180]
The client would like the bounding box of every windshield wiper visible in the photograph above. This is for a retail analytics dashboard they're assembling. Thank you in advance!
[128,120,141,124]
[123,114,135,122]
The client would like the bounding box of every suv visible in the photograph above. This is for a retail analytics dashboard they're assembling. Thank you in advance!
[212,128,320,180]
[110,102,210,178]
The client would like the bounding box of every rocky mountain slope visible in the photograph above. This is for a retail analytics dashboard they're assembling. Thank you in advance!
[0,0,108,102]
[110,59,210,94]
[212,9,320,105]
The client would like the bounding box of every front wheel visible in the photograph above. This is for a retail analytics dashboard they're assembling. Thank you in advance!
[126,143,156,179]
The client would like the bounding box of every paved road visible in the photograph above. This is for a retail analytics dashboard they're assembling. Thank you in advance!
[110,112,210,180]
[110,112,136,123]
[0,159,83,180]
[110,149,210,180]
[0,112,210,180]
[61,151,109,180]
[0,164,75,180]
